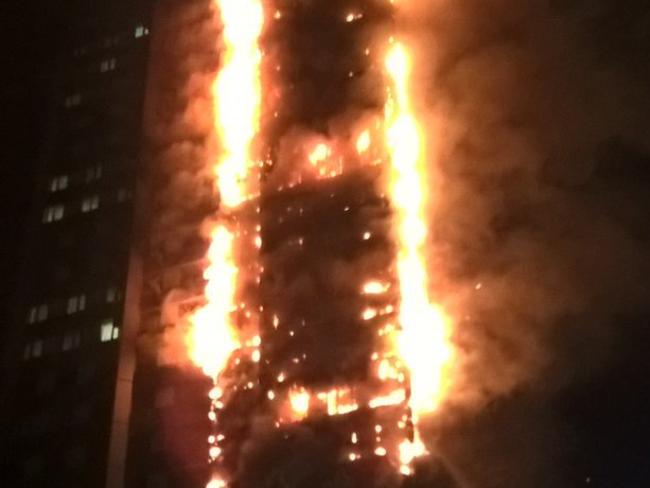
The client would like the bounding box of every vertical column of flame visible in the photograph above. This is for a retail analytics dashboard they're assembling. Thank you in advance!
[383,40,453,475]
[214,0,264,209]
[188,2,265,488]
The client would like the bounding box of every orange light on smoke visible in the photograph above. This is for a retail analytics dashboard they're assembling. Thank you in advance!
[213,0,264,208]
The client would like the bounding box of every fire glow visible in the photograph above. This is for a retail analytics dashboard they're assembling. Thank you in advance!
[213,0,264,208]
[384,39,453,472]
[185,0,454,485]
[187,1,265,487]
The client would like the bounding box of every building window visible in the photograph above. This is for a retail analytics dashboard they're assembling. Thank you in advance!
[117,188,132,202]
[27,304,48,323]
[38,304,48,321]
[62,331,82,352]
[23,340,44,360]
[49,175,69,192]
[43,205,65,223]
[106,287,119,303]
[64,93,82,108]
[66,294,86,314]
[85,164,102,182]
[27,307,37,324]
[81,196,100,213]
[100,58,117,73]
[103,36,120,48]
[100,320,119,342]
[134,24,149,38]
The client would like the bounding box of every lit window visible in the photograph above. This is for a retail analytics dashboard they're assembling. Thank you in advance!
[43,205,65,223]
[103,36,120,48]
[106,287,118,303]
[30,340,43,358]
[37,305,48,322]
[85,164,102,182]
[64,93,82,108]
[27,305,48,323]
[100,58,117,73]
[49,175,69,192]
[134,24,149,38]
[100,320,119,342]
[81,195,100,213]
[62,331,81,351]
[67,296,78,314]
[66,294,86,314]
[27,307,38,324]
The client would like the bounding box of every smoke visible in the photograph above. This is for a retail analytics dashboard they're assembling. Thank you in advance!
[390,0,650,485]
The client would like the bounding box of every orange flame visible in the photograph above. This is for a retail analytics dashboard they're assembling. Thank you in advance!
[384,40,453,466]
[187,226,240,378]
[213,0,264,208]
[189,1,265,487]
[288,387,311,420]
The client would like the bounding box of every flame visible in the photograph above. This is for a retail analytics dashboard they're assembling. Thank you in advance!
[398,437,427,476]
[308,143,332,165]
[368,388,407,409]
[188,226,240,378]
[356,130,371,154]
[384,40,453,465]
[188,1,265,486]
[207,479,227,488]
[307,141,343,179]
[362,280,390,295]
[213,0,264,208]
[289,387,311,420]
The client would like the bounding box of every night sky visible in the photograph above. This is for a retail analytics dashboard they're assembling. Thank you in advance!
[1,1,650,487]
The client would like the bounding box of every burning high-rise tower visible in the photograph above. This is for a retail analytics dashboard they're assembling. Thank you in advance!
[1,1,458,487]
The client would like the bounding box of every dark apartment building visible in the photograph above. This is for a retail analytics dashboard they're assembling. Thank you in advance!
[0,2,153,487]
